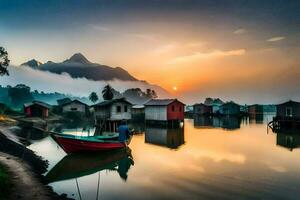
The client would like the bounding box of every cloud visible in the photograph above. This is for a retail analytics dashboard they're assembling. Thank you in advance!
[233,28,246,34]
[130,33,158,42]
[153,44,176,54]
[89,24,111,32]
[186,42,206,47]
[168,49,246,64]
[0,66,170,99]
[267,36,286,42]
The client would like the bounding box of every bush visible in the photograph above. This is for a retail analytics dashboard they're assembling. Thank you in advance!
[0,164,12,199]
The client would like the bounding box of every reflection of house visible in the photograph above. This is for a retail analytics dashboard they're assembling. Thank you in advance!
[220,116,240,130]
[219,102,240,116]
[249,114,264,124]
[61,100,88,114]
[145,99,185,122]
[93,98,132,121]
[277,133,300,151]
[145,126,185,149]
[248,104,263,115]
[24,101,50,118]
[193,103,212,115]
[193,115,213,127]
[193,115,240,130]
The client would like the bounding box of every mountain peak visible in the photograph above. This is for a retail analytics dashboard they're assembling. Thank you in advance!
[21,59,43,68]
[64,53,90,64]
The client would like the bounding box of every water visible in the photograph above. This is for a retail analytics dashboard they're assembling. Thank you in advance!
[28,115,300,200]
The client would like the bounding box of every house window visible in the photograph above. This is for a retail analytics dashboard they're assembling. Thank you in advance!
[117,106,121,113]
[179,106,182,112]
[286,107,293,117]
[172,105,175,112]
[124,105,128,112]
[71,107,77,111]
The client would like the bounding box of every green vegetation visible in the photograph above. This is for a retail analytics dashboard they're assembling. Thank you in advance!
[0,47,10,76]
[0,164,12,199]
[89,92,99,103]
[102,84,114,100]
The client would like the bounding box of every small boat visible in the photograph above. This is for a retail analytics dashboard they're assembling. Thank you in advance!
[50,132,132,153]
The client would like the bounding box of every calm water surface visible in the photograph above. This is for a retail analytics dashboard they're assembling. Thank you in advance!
[28,115,300,200]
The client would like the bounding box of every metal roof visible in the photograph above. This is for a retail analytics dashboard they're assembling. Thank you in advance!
[132,105,145,109]
[92,98,132,107]
[61,99,87,107]
[145,99,184,106]
[24,101,51,108]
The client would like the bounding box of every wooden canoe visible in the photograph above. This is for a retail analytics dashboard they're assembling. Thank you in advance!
[51,132,132,154]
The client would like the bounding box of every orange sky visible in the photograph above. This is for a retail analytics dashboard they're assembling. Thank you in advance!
[2,0,299,103]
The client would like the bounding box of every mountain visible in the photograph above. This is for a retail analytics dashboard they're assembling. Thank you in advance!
[21,59,43,69]
[22,53,137,81]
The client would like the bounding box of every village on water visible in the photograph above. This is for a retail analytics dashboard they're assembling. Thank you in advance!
[0,48,300,200]
[0,0,300,199]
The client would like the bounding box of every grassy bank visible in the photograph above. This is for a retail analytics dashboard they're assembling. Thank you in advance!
[0,164,12,199]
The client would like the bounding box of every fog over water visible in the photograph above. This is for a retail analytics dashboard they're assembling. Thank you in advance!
[0,66,170,100]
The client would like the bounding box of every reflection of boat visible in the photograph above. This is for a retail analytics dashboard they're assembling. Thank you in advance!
[51,132,132,153]
[145,126,184,149]
[45,148,134,183]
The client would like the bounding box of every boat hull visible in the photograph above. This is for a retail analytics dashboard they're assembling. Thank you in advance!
[52,134,130,153]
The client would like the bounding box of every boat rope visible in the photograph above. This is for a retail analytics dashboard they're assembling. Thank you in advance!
[75,178,82,200]
[96,172,100,200]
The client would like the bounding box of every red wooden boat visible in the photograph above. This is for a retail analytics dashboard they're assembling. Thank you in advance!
[51,132,132,154]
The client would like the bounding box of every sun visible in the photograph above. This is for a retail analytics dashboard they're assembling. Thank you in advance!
[172,86,177,91]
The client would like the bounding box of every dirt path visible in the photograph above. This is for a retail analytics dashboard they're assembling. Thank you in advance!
[0,152,54,200]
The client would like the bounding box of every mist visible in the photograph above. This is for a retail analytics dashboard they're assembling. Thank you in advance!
[0,66,171,100]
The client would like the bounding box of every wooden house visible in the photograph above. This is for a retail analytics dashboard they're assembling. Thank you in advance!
[270,100,300,132]
[144,99,185,125]
[219,102,240,116]
[92,98,132,133]
[276,100,300,119]
[61,100,88,114]
[248,104,264,115]
[93,98,132,121]
[24,101,50,118]
[131,105,145,121]
[193,103,212,115]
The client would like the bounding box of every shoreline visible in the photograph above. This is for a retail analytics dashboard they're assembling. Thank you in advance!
[0,123,72,200]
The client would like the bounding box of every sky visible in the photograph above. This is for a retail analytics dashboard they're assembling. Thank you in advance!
[0,0,300,104]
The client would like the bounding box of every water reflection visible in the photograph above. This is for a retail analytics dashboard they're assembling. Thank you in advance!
[25,116,300,200]
[145,126,185,149]
[193,115,241,130]
[249,114,264,124]
[46,148,134,183]
[275,131,300,151]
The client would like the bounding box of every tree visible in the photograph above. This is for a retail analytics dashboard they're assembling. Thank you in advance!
[146,89,158,99]
[102,85,114,100]
[89,92,99,103]
[8,84,33,107]
[0,47,10,76]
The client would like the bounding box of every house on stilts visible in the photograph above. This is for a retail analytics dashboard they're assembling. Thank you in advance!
[270,100,300,132]
[92,98,132,134]
[144,99,185,127]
